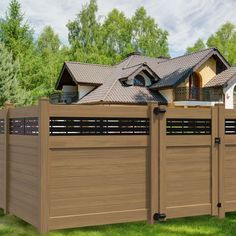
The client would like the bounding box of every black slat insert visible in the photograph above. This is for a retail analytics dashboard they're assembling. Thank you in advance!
[166,118,211,135]
[0,119,4,134]
[9,117,38,135]
[225,119,236,135]
[50,117,149,136]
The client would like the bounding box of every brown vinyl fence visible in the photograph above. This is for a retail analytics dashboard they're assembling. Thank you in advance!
[0,99,236,233]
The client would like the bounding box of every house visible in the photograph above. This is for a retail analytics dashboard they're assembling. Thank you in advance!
[53,47,236,108]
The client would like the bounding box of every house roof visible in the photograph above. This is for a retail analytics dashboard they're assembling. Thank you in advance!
[62,61,114,85]
[205,67,236,88]
[75,56,167,105]
[56,48,230,105]
[150,48,230,89]
[78,81,167,105]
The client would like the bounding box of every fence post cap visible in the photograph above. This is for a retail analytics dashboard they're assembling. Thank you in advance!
[148,102,159,108]
[4,101,14,108]
[39,97,49,103]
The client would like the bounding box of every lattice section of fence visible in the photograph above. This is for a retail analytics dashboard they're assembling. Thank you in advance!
[225,119,236,135]
[50,117,149,136]
[0,119,4,134]
[166,118,212,135]
[9,117,39,135]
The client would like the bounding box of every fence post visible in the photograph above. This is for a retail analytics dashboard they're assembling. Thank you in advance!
[148,102,159,224]
[211,106,219,216]
[158,105,167,218]
[3,102,14,214]
[218,104,225,218]
[39,98,50,233]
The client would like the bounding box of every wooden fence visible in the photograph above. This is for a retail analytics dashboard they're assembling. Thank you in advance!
[0,99,236,233]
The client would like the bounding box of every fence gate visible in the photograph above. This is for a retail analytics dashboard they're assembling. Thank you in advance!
[224,108,236,215]
[153,105,225,220]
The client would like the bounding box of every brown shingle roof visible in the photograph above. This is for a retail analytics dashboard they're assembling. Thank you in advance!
[78,80,167,104]
[123,54,168,68]
[205,67,236,88]
[65,61,114,84]
[151,48,230,89]
[56,48,230,105]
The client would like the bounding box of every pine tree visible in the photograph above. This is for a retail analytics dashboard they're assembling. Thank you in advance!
[0,43,19,107]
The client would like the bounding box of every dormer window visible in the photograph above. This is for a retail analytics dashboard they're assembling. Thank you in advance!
[133,75,146,86]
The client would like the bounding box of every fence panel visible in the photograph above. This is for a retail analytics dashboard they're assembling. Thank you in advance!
[158,107,218,219]
[0,110,5,209]
[2,101,236,233]
[7,106,40,228]
[224,109,236,213]
[46,104,150,230]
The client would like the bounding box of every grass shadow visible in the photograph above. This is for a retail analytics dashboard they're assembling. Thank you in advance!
[1,211,236,236]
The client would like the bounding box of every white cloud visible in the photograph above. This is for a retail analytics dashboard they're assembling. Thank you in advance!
[1,0,236,57]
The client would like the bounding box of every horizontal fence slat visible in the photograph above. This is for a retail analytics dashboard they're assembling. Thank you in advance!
[9,106,39,118]
[225,109,236,119]
[166,135,211,147]
[49,104,149,118]
[49,135,148,149]
[166,108,212,119]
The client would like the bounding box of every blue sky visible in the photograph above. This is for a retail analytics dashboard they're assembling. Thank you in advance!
[1,0,236,57]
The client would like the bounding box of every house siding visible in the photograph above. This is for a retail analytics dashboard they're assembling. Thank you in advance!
[196,57,216,86]
[224,82,236,109]
[176,57,217,89]
[78,85,95,99]
[159,89,174,103]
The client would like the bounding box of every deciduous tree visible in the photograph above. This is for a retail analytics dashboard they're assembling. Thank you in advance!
[186,38,206,54]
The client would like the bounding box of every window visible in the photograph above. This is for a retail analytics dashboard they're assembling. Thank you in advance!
[133,75,145,86]
[189,72,202,100]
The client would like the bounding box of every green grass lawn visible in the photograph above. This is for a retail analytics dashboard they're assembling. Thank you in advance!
[1,209,236,236]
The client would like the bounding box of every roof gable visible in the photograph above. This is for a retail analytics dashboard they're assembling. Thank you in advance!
[120,63,160,81]
[55,61,114,89]
[150,48,230,89]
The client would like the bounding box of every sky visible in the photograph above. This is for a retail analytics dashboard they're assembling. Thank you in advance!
[1,0,236,57]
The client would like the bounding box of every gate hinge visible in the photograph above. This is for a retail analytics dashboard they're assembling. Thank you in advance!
[153,213,166,221]
[217,203,222,208]
[215,137,221,144]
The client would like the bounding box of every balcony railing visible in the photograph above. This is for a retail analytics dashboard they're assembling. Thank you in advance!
[174,87,223,102]
[50,92,79,104]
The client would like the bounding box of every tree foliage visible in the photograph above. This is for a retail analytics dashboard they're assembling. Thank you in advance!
[101,9,132,62]
[207,22,236,65]
[131,7,169,57]
[0,43,19,106]
[187,22,236,65]
[0,0,33,59]
[67,0,100,51]
[186,38,206,54]
[67,0,169,64]
[0,1,67,105]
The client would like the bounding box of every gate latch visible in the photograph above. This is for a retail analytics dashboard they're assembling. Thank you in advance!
[215,137,221,144]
